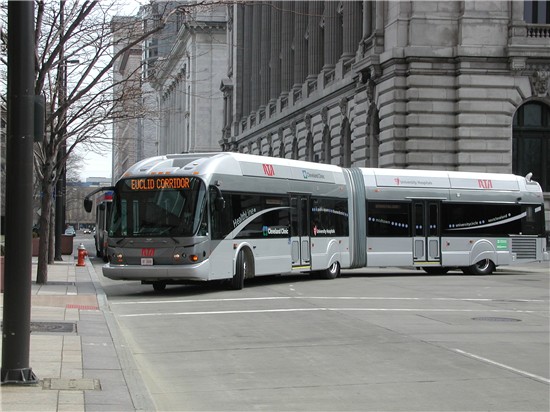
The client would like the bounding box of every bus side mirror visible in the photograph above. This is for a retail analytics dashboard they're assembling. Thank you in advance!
[210,185,225,210]
[83,198,93,213]
[215,197,225,211]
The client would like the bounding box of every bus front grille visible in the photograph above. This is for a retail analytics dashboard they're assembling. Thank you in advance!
[511,237,537,260]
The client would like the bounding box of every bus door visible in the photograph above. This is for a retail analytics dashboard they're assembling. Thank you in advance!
[412,200,442,266]
[290,195,311,268]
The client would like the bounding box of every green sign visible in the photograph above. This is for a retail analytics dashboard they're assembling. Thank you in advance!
[496,239,508,250]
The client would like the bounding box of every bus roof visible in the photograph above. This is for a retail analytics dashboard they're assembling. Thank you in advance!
[120,152,541,193]
[121,152,345,185]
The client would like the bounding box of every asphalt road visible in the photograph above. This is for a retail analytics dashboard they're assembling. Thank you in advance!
[83,235,549,411]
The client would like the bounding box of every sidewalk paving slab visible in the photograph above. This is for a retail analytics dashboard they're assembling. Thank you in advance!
[0,254,153,412]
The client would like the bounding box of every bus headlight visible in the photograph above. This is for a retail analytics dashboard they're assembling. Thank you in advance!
[116,253,123,263]
[189,254,199,262]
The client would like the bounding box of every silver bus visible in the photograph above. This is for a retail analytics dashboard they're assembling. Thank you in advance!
[84,152,548,291]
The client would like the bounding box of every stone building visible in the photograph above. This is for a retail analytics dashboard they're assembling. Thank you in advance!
[111,16,148,182]
[147,2,227,155]
[221,1,550,231]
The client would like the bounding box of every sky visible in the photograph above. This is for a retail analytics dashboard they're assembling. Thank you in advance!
[77,1,144,181]
[79,149,112,181]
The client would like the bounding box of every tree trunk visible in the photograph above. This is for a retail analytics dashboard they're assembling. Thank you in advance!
[36,174,54,284]
[48,206,54,263]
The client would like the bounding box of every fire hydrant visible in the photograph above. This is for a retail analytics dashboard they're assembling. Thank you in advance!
[77,243,87,267]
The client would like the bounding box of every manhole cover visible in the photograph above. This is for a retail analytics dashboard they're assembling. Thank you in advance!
[42,378,101,391]
[472,317,521,322]
[30,322,77,334]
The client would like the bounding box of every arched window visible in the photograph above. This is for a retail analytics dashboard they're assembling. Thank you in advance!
[341,118,351,167]
[306,132,314,162]
[291,137,299,160]
[322,125,331,164]
[513,101,550,191]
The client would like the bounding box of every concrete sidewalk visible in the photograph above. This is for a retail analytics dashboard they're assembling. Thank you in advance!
[0,255,153,412]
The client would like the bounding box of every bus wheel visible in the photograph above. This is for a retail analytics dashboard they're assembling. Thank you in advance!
[462,259,495,275]
[320,262,340,279]
[152,281,166,292]
[230,250,247,290]
[423,267,449,275]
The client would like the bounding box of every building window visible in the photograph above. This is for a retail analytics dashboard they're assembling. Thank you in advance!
[341,118,351,167]
[322,125,331,164]
[513,101,550,191]
[524,1,550,23]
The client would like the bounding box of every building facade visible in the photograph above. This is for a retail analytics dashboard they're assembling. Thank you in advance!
[111,16,148,182]
[147,2,227,155]
[221,1,550,231]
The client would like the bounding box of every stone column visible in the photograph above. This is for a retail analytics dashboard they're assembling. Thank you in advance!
[363,1,373,38]
[235,4,244,120]
[323,1,342,70]
[242,3,252,117]
[307,1,323,80]
[251,4,262,112]
[342,1,362,59]
[280,1,294,94]
[270,1,282,102]
[293,1,308,89]
[260,3,271,107]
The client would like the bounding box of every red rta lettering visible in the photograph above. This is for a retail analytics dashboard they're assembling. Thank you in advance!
[478,179,493,189]
[263,164,275,176]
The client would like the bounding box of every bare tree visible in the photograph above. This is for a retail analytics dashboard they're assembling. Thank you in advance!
[0,0,227,283]
[30,0,171,283]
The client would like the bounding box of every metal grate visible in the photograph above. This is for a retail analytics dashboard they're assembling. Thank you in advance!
[511,237,537,260]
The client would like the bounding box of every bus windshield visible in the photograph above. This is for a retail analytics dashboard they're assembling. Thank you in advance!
[109,176,207,238]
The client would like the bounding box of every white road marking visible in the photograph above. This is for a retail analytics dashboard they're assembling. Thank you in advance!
[453,349,550,385]
[119,307,539,318]
[111,296,546,305]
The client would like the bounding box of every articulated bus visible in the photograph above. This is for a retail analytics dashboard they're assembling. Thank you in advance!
[84,152,548,291]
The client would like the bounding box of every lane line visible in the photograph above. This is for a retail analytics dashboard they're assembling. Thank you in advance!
[452,349,550,385]
[119,307,540,318]
[111,296,546,305]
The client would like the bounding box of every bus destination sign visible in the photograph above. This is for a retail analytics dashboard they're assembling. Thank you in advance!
[129,177,191,191]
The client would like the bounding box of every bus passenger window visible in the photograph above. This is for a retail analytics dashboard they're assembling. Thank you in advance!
[367,202,410,237]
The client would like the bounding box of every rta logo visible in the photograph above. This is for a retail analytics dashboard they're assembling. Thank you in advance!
[262,164,275,176]
[478,179,493,189]
[394,178,400,185]
[141,248,155,257]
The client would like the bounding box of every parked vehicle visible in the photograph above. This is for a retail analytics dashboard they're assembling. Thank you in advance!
[64,226,76,237]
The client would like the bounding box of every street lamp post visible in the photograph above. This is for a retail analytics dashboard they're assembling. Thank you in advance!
[54,54,78,260]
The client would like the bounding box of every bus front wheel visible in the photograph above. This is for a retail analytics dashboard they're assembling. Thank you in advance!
[152,281,166,292]
[320,262,340,279]
[462,259,495,275]
[230,250,248,290]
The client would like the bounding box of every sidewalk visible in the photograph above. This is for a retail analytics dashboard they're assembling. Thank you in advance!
[0,254,154,412]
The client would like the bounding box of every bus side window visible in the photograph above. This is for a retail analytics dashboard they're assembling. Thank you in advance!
[522,205,544,235]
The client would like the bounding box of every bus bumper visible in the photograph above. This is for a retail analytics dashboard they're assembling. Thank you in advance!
[102,260,210,282]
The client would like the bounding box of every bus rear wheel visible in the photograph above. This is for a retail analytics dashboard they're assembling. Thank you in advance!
[319,262,340,279]
[462,259,495,275]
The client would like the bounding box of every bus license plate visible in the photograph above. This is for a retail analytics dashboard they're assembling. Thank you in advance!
[141,258,153,266]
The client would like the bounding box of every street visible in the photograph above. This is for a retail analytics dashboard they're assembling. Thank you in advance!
[79,235,550,411]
